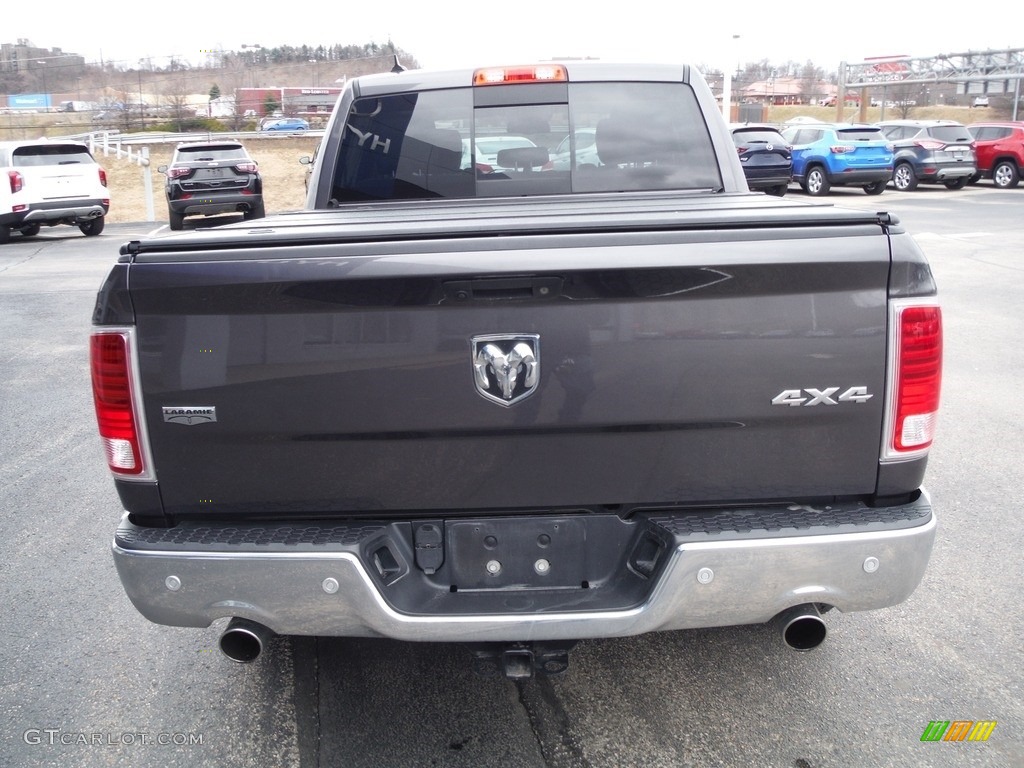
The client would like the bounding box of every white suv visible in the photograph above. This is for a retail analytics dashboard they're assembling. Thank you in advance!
[0,139,110,244]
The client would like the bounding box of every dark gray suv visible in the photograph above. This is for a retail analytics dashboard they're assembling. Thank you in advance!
[159,140,264,230]
[877,120,976,191]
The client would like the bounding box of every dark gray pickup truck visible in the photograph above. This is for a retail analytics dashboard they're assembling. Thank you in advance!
[91,62,942,676]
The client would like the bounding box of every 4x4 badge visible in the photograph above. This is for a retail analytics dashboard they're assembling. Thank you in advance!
[472,334,540,406]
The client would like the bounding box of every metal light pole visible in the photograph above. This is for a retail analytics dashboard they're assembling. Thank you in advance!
[721,35,740,122]
[241,44,262,88]
[36,61,49,110]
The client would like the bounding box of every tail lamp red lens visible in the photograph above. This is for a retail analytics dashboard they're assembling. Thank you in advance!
[8,170,23,194]
[90,331,147,476]
[885,302,942,459]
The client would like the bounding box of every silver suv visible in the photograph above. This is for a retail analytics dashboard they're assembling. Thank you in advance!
[0,139,110,243]
[877,120,976,191]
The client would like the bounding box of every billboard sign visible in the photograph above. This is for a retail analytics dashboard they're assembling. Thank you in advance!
[6,94,51,110]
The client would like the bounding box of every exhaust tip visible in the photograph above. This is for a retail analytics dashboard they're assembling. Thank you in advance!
[776,604,828,651]
[219,618,272,663]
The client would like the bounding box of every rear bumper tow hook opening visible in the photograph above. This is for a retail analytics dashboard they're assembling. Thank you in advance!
[468,641,577,678]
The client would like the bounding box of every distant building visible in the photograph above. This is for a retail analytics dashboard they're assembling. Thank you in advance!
[235,86,344,117]
[0,38,86,75]
[738,77,833,106]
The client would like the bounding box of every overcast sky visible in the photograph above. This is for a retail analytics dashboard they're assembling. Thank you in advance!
[8,1,1022,74]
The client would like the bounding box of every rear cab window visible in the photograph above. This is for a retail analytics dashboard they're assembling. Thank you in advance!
[329,72,721,203]
[732,128,786,146]
[928,126,973,143]
[12,144,96,166]
[835,128,886,142]
[175,145,250,162]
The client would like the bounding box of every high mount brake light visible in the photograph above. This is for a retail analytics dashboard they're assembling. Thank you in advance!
[883,301,943,461]
[90,330,153,480]
[473,64,568,86]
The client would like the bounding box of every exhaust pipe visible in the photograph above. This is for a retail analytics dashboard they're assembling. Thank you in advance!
[775,604,827,651]
[219,618,273,663]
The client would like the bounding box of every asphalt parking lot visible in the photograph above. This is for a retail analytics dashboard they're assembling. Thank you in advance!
[1,184,1022,767]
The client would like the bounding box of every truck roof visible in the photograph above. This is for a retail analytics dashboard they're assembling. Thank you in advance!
[349,61,695,96]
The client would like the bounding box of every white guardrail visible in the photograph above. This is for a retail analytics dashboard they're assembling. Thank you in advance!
[62,129,324,223]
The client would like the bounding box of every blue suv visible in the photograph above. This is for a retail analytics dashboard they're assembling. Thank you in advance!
[780,123,893,196]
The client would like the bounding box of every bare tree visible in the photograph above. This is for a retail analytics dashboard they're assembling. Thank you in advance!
[163,77,194,131]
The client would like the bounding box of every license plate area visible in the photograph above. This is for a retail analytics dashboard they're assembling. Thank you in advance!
[447,517,587,591]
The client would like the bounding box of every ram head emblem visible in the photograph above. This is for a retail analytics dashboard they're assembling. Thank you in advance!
[472,334,540,406]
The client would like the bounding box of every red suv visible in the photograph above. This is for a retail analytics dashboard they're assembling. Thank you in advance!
[967,121,1024,189]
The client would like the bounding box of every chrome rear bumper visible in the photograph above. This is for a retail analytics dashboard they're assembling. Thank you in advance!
[23,203,106,222]
[112,493,935,642]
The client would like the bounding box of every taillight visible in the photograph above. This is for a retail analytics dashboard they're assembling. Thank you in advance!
[914,140,945,151]
[98,167,108,187]
[8,170,23,194]
[883,301,942,461]
[167,167,191,179]
[235,162,258,173]
[830,145,856,154]
[90,330,152,479]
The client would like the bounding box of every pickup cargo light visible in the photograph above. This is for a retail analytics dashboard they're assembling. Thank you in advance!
[474,64,568,85]
[884,302,942,460]
[90,330,152,478]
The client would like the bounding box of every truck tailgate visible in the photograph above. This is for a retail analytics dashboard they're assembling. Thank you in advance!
[122,200,893,518]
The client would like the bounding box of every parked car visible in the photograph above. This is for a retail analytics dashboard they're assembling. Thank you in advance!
[967,121,1024,189]
[550,129,598,170]
[261,117,310,132]
[729,124,792,196]
[877,120,976,190]
[779,123,893,196]
[0,139,109,243]
[158,140,264,231]
[973,96,990,108]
